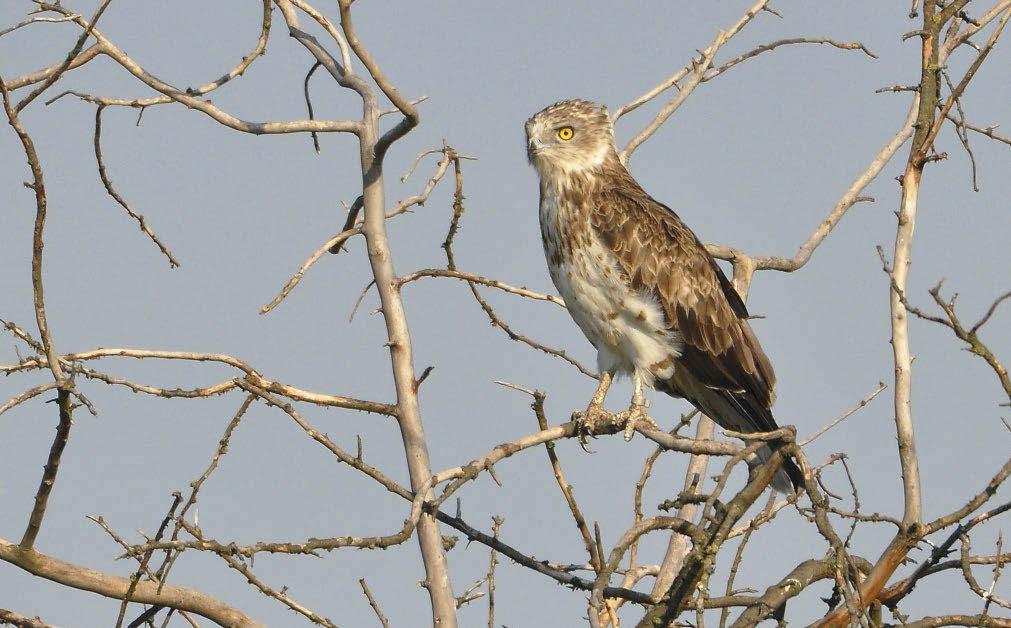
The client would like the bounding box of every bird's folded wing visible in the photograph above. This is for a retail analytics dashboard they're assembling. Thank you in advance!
[590,185,777,412]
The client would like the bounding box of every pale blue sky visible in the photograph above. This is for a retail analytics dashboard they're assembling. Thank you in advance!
[2,2,1009,626]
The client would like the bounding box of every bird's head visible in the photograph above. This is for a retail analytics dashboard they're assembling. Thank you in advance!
[525,99,616,178]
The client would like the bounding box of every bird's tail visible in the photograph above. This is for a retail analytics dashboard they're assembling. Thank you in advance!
[659,374,805,493]
[754,444,804,493]
[711,388,805,493]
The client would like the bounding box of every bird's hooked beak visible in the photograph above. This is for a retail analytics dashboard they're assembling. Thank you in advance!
[527,136,545,163]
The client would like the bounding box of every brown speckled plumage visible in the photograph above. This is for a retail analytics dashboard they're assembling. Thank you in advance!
[589,167,777,413]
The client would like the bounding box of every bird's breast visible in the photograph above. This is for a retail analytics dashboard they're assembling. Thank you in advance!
[539,191,680,383]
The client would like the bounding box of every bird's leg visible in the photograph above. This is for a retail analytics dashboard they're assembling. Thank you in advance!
[572,371,615,439]
[620,375,659,441]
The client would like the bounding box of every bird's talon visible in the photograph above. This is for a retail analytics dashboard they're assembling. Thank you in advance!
[572,403,613,446]
[621,404,658,441]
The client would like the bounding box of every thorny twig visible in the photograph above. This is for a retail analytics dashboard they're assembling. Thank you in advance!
[94,105,179,267]
[359,578,390,628]
[181,521,338,627]
[115,493,183,628]
[487,517,503,628]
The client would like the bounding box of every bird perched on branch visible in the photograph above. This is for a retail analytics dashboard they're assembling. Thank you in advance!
[526,99,802,493]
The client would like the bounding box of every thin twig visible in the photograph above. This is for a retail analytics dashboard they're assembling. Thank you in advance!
[264,150,452,312]
[952,118,1011,146]
[613,0,770,122]
[16,0,115,112]
[438,153,597,378]
[153,395,254,591]
[94,105,179,267]
[115,493,183,628]
[180,521,338,627]
[487,517,503,628]
[530,389,600,571]
[961,533,1011,610]
[1,73,66,385]
[801,382,887,446]
[303,61,323,153]
[398,269,565,308]
[720,492,776,628]
[0,13,83,38]
[359,578,389,628]
[38,0,271,110]
[36,3,359,136]
[262,227,363,313]
[941,71,980,191]
[706,37,876,81]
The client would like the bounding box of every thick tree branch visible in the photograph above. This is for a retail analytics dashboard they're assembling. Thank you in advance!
[5,43,102,90]
[0,538,261,627]
[0,608,57,628]
[730,559,834,627]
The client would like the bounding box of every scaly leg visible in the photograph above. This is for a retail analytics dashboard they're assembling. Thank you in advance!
[572,371,615,439]
[620,375,659,441]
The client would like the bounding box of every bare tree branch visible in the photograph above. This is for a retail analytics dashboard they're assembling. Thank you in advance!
[902,283,1011,404]
[356,579,389,628]
[706,37,876,80]
[900,615,1011,628]
[0,608,59,628]
[816,9,1011,623]
[93,105,179,267]
[801,382,887,446]
[731,559,834,627]
[15,0,114,112]
[4,2,1010,625]
[35,3,359,136]
[4,43,103,90]
[262,148,454,313]
[614,0,770,124]
[181,521,337,627]
[0,537,261,627]
[0,382,59,417]
[706,99,917,274]
[398,269,566,308]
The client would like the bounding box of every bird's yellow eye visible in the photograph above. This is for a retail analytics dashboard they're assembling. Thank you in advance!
[557,126,574,141]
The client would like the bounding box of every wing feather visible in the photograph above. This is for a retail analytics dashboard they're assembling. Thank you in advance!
[589,178,777,409]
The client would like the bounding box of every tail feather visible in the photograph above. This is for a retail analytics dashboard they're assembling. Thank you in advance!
[659,374,804,493]
[716,389,804,493]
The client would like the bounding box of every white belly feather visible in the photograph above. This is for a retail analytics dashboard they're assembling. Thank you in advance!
[540,190,681,386]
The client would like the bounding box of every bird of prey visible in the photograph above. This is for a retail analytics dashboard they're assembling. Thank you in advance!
[525,99,802,492]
